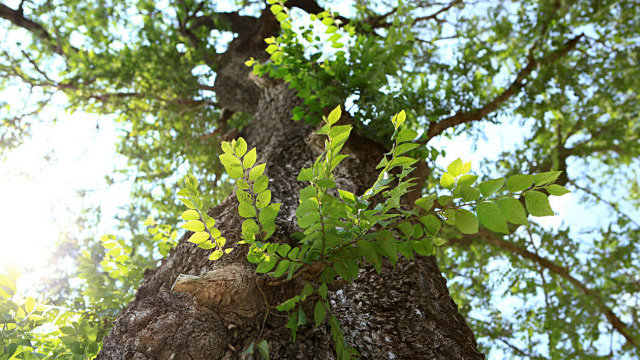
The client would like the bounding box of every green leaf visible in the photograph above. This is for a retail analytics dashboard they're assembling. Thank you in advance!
[219,153,241,168]
[477,201,509,233]
[433,238,447,246]
[357,240,379,269]
[546,184,570,196]
[235,137,248,157]
[188,231,210,244]
[411,239,433,256]
[440,173,455,190]
[395,143,419,155]
[317,123,331,135]
[317,283,328,300]
[301,282,314,298]
[396,128,418,143]
[392,110,406,129]
[221,141,234,154]
[534,171,562,186]
[298,212,320,228]
[507,174,534,192]
[317,178,336,188]
[242,219,260,240]
[297,167,313,182]
[237,189,252,204]
[276,12,288,22]
[198,240,216,250]
[254,175,269,193]
[479,178,504,197]
[256,255,278,273]
[293,309,306,329]
[460,185,481,202]
[461,161,472,174]
[497,197,529,225]
[447,158,464,177]
[272,260,290,277]
[419,215,441,236]
[525,191,555,217]
[204,215,216,229]
[415,195,435,211]
[438,195,453,206]
[227,165,245,179]
[455,209,479,234]
[277,295,300,311]
[179,197,197,209]
[390,156,417,167]
[244,342,255,356]
[379,238,398,266]
[209,250,224,261]
[249,163,266,181]
[181,209,200,220]
[334,260,358,281]
[25,296,36,313]
[256,190,272,209]
[270,4,283,14]
[176,188,191,197]
[457,175,478,187]
[259,203,281,227]
[314,301,326,327]
[243,148,257,168]
[338,189,356,203]
[397,222,414,238]
[257,340,270,360]
[238,202,257,218]
[327,105,341,124]
[181,220,204,232]
[376,156,389,169]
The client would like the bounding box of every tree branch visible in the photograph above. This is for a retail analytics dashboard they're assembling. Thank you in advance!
[375,0,462,28]
[458,229,639,349]
[0,3,64,55]
[423,33,584,142]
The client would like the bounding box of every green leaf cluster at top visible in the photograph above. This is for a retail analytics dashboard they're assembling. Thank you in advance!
[245,3,353,122]
[175,106,569,360]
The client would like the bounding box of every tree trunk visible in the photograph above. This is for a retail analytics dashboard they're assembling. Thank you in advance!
[98,11,484,360]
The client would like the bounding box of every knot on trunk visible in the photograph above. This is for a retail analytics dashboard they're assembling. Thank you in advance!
[171,264,261,318]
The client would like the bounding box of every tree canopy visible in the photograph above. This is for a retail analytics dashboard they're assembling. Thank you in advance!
[0,0,639,359]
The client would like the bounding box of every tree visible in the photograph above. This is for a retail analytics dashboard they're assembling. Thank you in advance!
[0,0,638,359]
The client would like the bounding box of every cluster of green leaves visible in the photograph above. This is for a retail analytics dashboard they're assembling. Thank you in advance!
[246,0,354,123]
[0,266,101,359]
[217,138,282,266]
[177,174,231,261]
[437,161,570,236]
[1,267,46,359]
[143,216,179,258]
[179,106,569,359]
[246,1,417,143]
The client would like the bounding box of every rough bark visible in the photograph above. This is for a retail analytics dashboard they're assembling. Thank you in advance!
[98,10,484,360]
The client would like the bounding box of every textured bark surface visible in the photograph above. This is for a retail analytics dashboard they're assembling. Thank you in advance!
[98,10,484,360]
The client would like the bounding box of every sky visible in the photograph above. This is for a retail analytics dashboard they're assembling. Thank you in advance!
[0,106,130,272]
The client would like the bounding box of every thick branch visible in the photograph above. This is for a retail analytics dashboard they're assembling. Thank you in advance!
[462,229,638,348]
[424,33,584,141]
[0,3,64,55]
